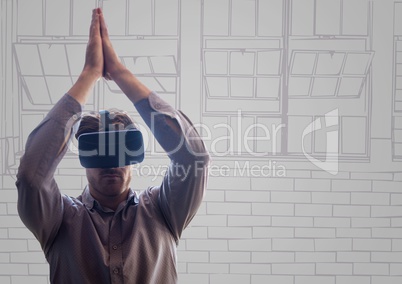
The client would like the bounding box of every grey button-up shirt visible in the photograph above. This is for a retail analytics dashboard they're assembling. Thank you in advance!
[16,92,209,283]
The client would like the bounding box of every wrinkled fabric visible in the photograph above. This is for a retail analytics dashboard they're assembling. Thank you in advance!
[16,92,209,284]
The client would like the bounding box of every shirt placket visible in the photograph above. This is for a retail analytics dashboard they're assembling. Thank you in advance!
[109,212,124,284]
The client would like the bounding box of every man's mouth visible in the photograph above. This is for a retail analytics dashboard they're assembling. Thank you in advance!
[100,170,122,178]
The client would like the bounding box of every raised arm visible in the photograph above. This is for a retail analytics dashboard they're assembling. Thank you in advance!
[135,95,211,241]
[99,10,210,240]
[16,9,103,253]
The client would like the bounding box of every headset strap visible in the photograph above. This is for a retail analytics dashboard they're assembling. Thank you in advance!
[99,110,110,132]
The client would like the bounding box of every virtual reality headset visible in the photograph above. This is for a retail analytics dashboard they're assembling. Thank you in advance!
[78,110,144,168]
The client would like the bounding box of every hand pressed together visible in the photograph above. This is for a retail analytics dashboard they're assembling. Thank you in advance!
[70,7,150,105]
[82,8,126,81]
[83,8,104,80]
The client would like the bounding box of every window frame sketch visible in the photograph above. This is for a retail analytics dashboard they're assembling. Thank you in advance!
[200,0,374,161]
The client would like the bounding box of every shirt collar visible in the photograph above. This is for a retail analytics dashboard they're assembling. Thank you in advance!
[81,185,139,211]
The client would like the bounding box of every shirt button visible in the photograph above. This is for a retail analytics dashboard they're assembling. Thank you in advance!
[112,245,118,250]
[154,103,161,109]
[113,268,119,274]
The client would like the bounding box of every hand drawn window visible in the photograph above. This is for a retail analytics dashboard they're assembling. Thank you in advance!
[14,43,89,110]
[287,0,373,160]
[204,49,282,103]
[201,0,284,157]
[201,0,373,160]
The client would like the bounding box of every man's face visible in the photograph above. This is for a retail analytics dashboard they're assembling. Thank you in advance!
[86,165,133,199]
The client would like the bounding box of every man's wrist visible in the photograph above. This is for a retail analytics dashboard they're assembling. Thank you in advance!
[107,63,128,80]
[81,68,102,83]
[67,69,100,105]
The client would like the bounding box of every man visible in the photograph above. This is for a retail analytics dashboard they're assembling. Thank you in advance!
[16,8,209,283]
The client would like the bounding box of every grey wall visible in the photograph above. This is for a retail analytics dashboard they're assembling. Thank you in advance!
[1,0,402,283]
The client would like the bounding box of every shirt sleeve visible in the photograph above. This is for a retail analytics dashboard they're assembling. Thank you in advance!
[15,94,82,254]
[135,92,210,241]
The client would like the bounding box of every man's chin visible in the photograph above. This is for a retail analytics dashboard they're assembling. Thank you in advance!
[100,185,127,197]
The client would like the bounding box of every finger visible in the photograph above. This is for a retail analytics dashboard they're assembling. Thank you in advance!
[89,9,100,38]
[89,9,96,37]
[99,12,109,39]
